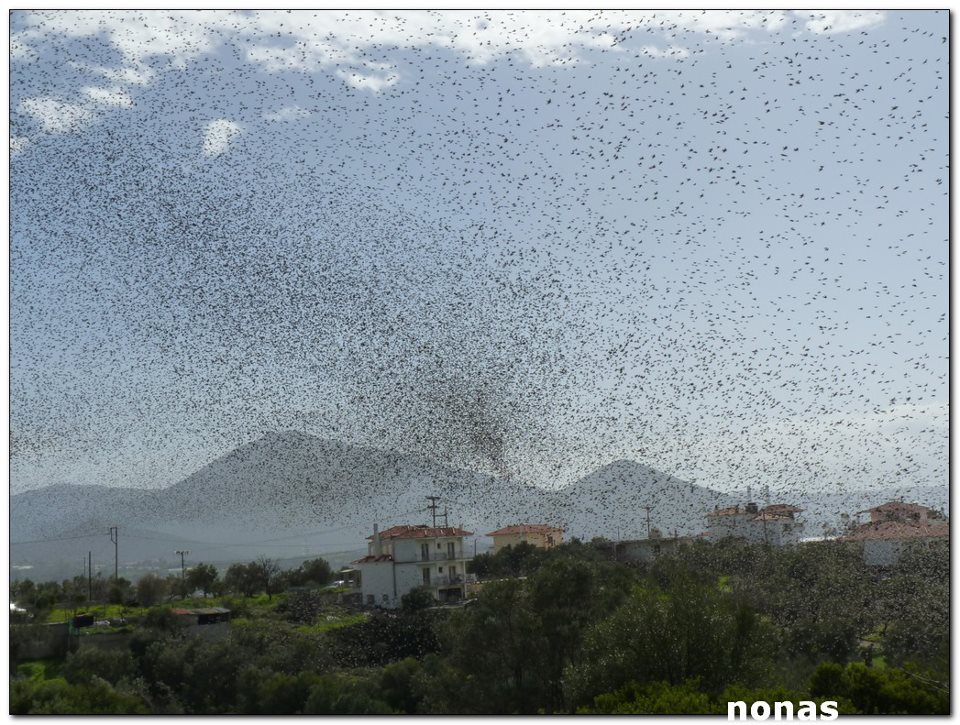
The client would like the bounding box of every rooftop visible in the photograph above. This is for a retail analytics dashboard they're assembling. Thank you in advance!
[707,503,802,518]
[840,520,949,542]
[367,525,474,541]
[486,524,565,537]
[859,501,939,515]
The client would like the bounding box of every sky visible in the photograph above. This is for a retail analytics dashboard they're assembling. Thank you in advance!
[10,10,947,496]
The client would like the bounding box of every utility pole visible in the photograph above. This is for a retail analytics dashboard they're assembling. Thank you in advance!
[642,505,653,539]
[88,552,92,603]
[441,507,449,527]
[176,550,190,592]
[109,527,119,581]
[426,496,440,527]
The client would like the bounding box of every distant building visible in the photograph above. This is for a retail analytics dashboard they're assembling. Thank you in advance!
[613,534,698,564]
[353,524,473,609]
[706,502,804,546]
[840,501,948,567]
[486,524,565,553]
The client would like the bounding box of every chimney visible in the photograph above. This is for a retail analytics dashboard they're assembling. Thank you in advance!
[373,524,382,557]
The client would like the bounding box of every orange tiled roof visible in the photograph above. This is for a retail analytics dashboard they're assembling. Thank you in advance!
[859,501,935,515]
[706,506,747,518]
[367,525,473,541]
[761,504,803,515]
[486,524,565,537]
[352,553,394,564]
[840,520,949,542]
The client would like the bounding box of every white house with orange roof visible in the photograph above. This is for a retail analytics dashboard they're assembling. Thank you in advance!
[706,502,804,546]
[840,501,948,567]
[353,524,473,608]
[486,524,565,553]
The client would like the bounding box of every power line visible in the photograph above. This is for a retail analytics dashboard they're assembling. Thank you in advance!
[11,532,105,545]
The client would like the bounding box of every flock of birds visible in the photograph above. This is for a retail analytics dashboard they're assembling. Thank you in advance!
[10,11,946,521]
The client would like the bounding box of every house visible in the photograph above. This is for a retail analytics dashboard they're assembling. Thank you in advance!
[486,524,565,553]
[353,524,473,609]
[858,500,945,526]
[706,502,804,546]
[840,501,948,567]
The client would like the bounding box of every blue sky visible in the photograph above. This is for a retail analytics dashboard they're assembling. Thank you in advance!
[10,10,947,495]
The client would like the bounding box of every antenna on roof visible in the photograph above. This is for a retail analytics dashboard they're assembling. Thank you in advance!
[426,496,440,527]
[442,507,449,528]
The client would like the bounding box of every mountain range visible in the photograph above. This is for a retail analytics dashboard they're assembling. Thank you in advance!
[11,431,731,572]
[11,431,946,579]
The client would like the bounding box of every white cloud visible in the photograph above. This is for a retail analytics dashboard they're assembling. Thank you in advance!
[639,45,691,60]
[12,9,889,136]
[799,10,886,35]
[262,105,310,122]
[81,86,134,108]
[202,119,242,157]
[10,136,30,154]
[336,62,399,93]
[10,35,37,60]
[12,9,837,84]
[18,97,94,133]
[91,63,155,87]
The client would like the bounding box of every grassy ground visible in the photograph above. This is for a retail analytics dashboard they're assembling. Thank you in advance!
[43,592,289,623]
[16,660,63,682]
[44,604,131,623]
[294,612,367,634]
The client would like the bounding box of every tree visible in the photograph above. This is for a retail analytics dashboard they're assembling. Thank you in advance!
[566,574,773,708]
[186,563,219,598]
[107,577,134,606]
[253,557,282,600]
[62,577,88,614]
[583,680,716,714]
[136,573,168,608]
[300,558,333,586]
[810,662,948,715]
[225,563,260,598]
[400,588,435,612]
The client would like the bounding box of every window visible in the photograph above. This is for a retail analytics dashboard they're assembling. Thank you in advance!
[447,542,456,559]
[422,568,431,585]
[439,566,444,573]
[382,594,388,603]
[421,543,429,561]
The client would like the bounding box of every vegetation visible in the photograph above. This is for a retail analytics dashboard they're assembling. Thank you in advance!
[9,542,949,714]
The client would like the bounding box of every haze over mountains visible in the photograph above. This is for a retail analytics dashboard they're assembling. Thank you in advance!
[12,432,731,565]
[11,431,946,577]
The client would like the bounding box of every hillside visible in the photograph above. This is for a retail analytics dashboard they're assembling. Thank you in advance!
[12,432,731,572]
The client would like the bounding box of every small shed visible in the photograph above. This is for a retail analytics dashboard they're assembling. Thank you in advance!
[172,606,231,626]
